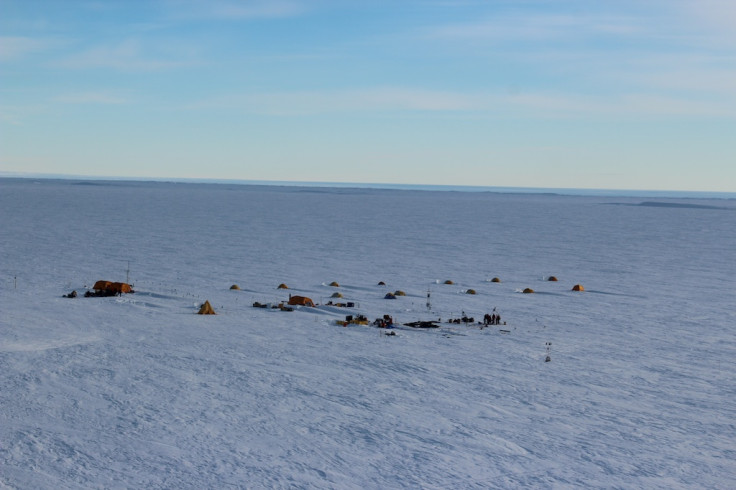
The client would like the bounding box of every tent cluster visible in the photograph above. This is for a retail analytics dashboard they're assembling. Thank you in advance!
[520,277,585,293]
[218,276,585,317]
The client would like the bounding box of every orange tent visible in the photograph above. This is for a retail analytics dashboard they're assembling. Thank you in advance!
[93,280,112,291]
[572,284,585,291]
[548,276,558,282]
[491,277,501,283]
[93,280,132,294]
[523,288,535,294]
[277,283,289,289]
[288,295,315,307]
[109,282,132,294]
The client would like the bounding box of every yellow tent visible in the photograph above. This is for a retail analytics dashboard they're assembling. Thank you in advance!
[230,284,240,290]
[198,300,216,315]
[572,284,585,291]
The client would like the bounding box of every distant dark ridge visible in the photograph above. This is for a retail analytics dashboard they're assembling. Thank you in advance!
[605,201,732,210]
[638,201,731,210]
[2,175,734,200]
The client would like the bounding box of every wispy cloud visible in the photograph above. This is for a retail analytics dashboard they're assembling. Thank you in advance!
[188,86,736,119]
[0,36,53,62]
[679,0,736,36]
[167,0,307,20]
[423,12,644,43]
[506,92,736,119]
[189,88,476,115]
[52,91,128,105]
[0,102,46,126]
[54,39,197,71]
[421,1,736,55]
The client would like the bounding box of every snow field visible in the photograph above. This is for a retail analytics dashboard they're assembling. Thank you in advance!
[1,179,735,488]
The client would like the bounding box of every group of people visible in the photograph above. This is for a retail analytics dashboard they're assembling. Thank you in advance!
[483,308,502,326]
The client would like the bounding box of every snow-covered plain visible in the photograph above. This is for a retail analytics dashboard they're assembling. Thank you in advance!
[1,178,735,489]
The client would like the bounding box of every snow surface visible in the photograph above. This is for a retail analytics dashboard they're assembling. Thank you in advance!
[1,178,735,489]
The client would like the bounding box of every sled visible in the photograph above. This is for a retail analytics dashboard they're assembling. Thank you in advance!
[404,321,440,329]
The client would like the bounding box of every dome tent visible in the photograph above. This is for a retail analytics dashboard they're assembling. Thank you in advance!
[572,284,585,291]
[93,280,112,291]
[92,280,132,295]
[288,295,315,307]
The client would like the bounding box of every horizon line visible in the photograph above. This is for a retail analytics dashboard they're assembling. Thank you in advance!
[1,172,734,199]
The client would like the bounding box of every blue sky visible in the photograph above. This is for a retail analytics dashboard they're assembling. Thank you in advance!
[1,0,734,191]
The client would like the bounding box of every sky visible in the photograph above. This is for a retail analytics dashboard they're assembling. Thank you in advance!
[1,0,735,192]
